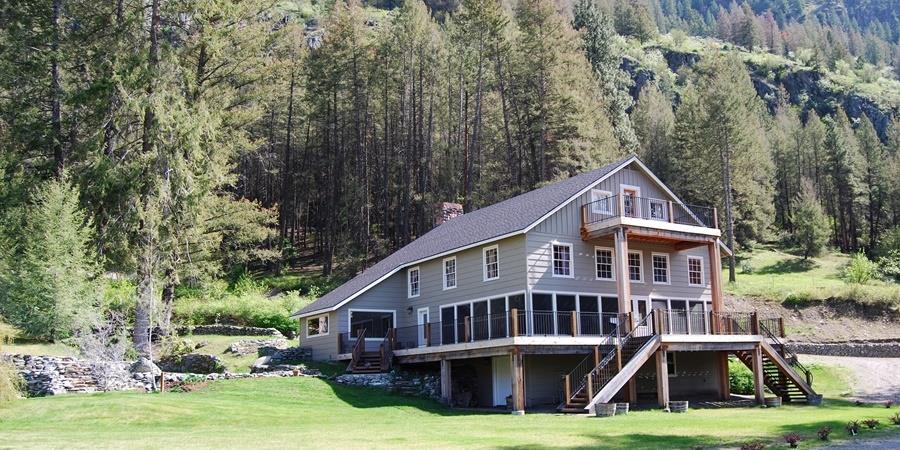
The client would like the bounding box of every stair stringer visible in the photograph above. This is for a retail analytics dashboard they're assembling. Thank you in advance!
[584,335,661,412]
[759,341,817,399]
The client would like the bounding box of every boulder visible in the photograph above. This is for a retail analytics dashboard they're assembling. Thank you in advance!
[130,357,161,376]
[157,354,226,374]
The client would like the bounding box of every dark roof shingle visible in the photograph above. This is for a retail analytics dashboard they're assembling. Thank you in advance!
[294,156,632,317]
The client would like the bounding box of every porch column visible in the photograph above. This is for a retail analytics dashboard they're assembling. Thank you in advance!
[708,240,724,315]
[655,349,670,409]
[751,345,765,404]
[614,228,632,320]
[718,352,731,400]
[510,349,525,415]
[440,359,452,405]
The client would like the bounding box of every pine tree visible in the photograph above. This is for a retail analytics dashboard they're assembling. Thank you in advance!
[793,178,830,259]
[856,116,887,252]
[631,82,674,181]
[822,109,862,252]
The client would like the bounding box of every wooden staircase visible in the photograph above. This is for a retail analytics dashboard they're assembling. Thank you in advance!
[733,326,818,404]
[349,351,387,373]
[559,313,660,413]
[346,329,394,374]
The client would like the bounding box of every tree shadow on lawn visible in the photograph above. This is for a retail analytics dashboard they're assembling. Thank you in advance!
[756,257,817,275]
[496,433,724,450]
[324,380,473,416]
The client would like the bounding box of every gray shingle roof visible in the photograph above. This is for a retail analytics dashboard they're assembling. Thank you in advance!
[293,155,634,318]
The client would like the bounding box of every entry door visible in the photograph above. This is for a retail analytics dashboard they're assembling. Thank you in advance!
[492,356,512,407]
[623,189,638,217]
[631,298,649,326]
[417,308,429,347]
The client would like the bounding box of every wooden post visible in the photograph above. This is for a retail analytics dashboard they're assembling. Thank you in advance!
[160,371,166,393]
[510,350,525,415]
[750,312,760,335]
[425,323,432,346]
[751,345,765,404]
[570,311,577,337]
[778,318,786,338]
[581,204,588,227]
[655,350,669,408]
[564,374,571,403]
[614,228,632,320]
[667,201,675,223]
[708,241,724,317]
[616,342,623,371]
[713,207,719,228]
[719,352,731,400]
[440,359,452,405]
[586,375,593,400]
[337,333,343,353]
[510,308,519,337]
[593,346,600,367]
[464,316,471,342]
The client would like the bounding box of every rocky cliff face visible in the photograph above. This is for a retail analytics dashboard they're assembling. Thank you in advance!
[622,48,899,141]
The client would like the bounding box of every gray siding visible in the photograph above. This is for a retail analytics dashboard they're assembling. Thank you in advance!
[527,164,712,302]
[298,311,338,361]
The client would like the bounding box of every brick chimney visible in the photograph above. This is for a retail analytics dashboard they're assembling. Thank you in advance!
[435,202,464,226]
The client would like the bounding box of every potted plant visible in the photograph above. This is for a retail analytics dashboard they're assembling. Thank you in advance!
[846,420,860,436]
[783,432,801,448]
[817,426,831,441]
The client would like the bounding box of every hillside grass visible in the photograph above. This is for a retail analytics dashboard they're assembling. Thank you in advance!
[725,245,900,307]
[0,375,897,449]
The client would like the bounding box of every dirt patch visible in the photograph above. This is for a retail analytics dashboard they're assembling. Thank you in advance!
[726,295,900,342]
[801,354,900,404]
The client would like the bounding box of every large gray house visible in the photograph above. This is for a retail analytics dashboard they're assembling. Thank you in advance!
[292,155,818,414]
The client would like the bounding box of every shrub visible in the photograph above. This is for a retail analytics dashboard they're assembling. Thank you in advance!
[739,442,764,450]
[887,400,894,409]
[862,418,880,429]
[783,432,802,448]
[846,420,860,435]
[728,358,755,395]
[817,426,832,441]
[845,252,878,284]
[173,290,309,337]
[792,179,829,259]
[0,320,23,402]
[877,250,900,282]
[890,413,900,425]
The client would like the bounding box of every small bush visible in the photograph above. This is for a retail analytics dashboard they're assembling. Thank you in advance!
[783,432,802,448]
[173,290,310,337]
[739,442,765,450]
[845,252,878,284]
[890,413,900,425]
[846,420,860,435]
[728,358,755,395]
[862,418,880,429]
[817,426,832,441]
[887,400,894,408]
[0,362,23,403]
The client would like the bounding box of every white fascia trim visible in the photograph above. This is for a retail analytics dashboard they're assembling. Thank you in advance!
[296,156,638,319]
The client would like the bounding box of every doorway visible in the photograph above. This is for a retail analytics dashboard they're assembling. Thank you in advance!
[417,307,429,347]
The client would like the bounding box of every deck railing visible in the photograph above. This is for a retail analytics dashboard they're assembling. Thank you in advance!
[582,195,717,228]
[341,310,784,353]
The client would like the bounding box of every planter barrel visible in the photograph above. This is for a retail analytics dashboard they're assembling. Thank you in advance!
[765,397,782,408]
[615,403,629,415]
[808,395,823,406]
[668,400,689,413]
[594,403,616,417]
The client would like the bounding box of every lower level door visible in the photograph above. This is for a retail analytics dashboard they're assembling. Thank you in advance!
[492,356,512,407]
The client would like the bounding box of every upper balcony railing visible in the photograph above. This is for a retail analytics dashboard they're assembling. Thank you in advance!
[338,310,783,354]
[582,195,717,229]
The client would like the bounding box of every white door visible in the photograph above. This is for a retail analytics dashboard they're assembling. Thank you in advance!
[492,356,512,407]
[417,308,429,347]
[631,298,650,327]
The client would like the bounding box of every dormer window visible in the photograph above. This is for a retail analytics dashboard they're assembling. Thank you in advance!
[408,266,420,298]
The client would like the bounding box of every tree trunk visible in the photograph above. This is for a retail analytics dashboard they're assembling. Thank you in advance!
[51,0,64,174]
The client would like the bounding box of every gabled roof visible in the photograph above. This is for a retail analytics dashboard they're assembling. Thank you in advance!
[293,155,636,318]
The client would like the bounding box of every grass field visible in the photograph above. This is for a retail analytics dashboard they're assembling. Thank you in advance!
[724,245,899,306]
[1,375,898,449]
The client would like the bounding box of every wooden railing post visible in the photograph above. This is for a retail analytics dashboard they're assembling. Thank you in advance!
[564,374,571,402]
[581,205,588,227]
[667,201,675,223]
[586,375,593,400]
[713,207,719,228]
[425,323,432,346]
[570,311,577,337]
[750,312,760,335]
[616,342,623,371]
[593,346,600,367]
[511,308,519,337]
[464,316,471,342]
[778,317,786,338]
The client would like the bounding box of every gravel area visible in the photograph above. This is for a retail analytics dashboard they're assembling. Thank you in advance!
[801,354,900,403]
[824,434,900,449]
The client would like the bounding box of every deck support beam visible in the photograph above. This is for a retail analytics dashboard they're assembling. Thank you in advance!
[751,345,765,404]
[655,349,670,409]
[718,352,731,400]
[510,350,525,415]
[440,359,452,405]
[613,228,632,323]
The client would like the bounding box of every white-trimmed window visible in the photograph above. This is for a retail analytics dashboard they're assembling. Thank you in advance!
[595,247,614,280]
[590,188,613,214]
[483,245,499,281]
[687,256,704,286]
[628,251,643,283]
[652,253,670,285]
[306,314,329,337]
[408,266,420,297]
[443,257,457,290]
[649,199,668,221]
[552,243,574,278]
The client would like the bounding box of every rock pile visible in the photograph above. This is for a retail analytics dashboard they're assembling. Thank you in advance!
[158,353,227,374]
[226,338,288,356]
[177,325,285,338]
[3,354,144,396]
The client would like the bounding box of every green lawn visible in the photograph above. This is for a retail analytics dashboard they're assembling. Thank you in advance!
[1,375,898,449]
[724,245,900,306]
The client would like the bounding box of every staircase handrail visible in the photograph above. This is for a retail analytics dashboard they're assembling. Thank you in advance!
[379,328,394,372]
[760,322,812,387]
[583,311,657,397]
[348,328,367,371]
[563,314,622,401]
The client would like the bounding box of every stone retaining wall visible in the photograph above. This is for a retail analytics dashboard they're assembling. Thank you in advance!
[790,341,900,358]
[177,325,285,338]
[3,353,321,397]
[335,371,440,400]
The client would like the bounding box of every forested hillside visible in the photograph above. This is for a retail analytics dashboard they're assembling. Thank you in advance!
[0,0,898,352]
